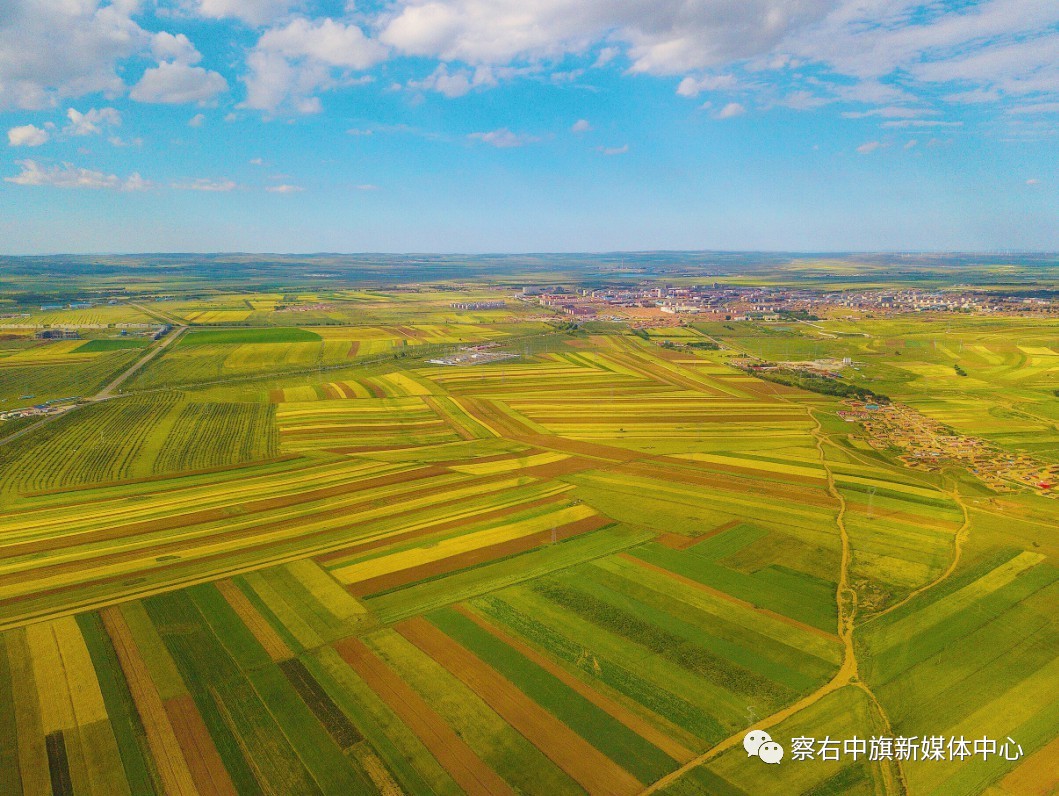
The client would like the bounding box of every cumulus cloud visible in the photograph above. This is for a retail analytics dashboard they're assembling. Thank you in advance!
[380,0,831,75]
[715,102,746,118]
[856,140,881,154]
[8,125,49,147]
[785,0,1059,110]
[150,32,201,65]
[65,107,122,136]
[0,0,147,109]
[131,62,229,104]
[6,160,150,190]
[571,119,592,133]
[1026,178,1040,185]
[468,128,535,147]
[242,17,387,113]
[597,144,629,155]
[676,73,741,97]
[193,0,299,26]
[172,177,237,191]
[407,64,500,97]
[189,113,206,127]
[266,183,304,192]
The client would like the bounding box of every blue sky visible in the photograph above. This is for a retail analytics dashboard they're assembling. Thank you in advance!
[1,0,1057,253]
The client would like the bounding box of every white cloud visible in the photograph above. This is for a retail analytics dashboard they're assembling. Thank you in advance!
[356,184,379,190]
[786,1,1059,109]
[66,107,122,136]
[1008,102,1059,115]
[8,125,49,147]
[597,144,629,155]
[571,119,592,133]
[172,177,237,191]
[468,128,535,147]
[150,32,201,65]
[6,160,150,190]
[189,113,206,127]
[108,135,143,147]
[856,140,881,154]
[249,157,264,165]
[780,90,832,110]
[904,138,918,149]
[131,62,229,104]
[1026,178,1040,185]
[676,74,740,97]
[242,17,387,113]
[193,0,299,26]
[407,64,499,97]
[715,102,746,119]
[266,183,304,192]
[842,106,928,119]
[380,0,832,75]
[0,0,148,109]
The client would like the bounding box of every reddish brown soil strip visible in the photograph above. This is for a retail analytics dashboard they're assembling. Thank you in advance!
[453,605,696,764]
[346,341,360,358]
[422,396,476,441]
[279,658,362,749]
[164,695,239,796]
[46,731,73,796]
[336,382,358,399]
[518,456,597,479]
[658,519,742,549]
[655,456,825,487]
[2,473,537,608]
[348,515,610,598]
[617,554,839,642]
[100,607,200,796]
[619,460,833,507]
[395,617,643,796]
[334,637,514,796]
[2,465,450,559]
[317,493,568,567]
[215,579,292,662]
[655,533,701,550]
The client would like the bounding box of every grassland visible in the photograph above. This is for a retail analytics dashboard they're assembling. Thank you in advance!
[0,273,1054,796]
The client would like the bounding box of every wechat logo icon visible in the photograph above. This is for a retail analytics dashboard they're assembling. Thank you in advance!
[744,730,784,765]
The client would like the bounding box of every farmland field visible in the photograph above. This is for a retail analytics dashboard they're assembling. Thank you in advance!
[0,261,1056,796]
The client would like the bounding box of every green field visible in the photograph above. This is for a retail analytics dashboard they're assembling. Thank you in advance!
[0,260,1055,796]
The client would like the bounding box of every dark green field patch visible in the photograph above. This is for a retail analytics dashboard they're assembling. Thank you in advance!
[629,543,838,632]
[531,579,794,708]
[427,606,678,783]
[472,593,723,744]
[76,613,161,795]
[279,658,362,750]
[578,562,825,693]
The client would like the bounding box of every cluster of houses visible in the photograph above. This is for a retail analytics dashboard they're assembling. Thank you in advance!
[841,400,1059,496]
[0,397,80,423]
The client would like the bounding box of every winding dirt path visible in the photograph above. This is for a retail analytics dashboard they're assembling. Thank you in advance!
[640,407,906,795]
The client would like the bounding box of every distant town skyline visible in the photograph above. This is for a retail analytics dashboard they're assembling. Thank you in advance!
[1,0,1057,253]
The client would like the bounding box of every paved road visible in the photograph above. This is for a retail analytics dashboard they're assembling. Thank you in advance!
[95,325,186,399]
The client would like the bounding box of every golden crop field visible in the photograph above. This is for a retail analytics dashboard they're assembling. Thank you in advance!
[0,280,1055,796]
